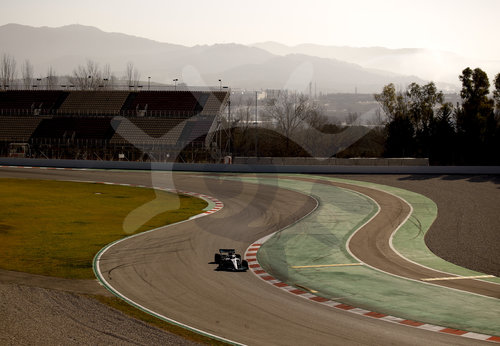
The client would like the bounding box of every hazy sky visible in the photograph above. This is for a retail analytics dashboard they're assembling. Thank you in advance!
[1,0,499,60]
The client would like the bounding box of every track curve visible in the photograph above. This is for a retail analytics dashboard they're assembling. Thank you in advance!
[301,178,500,298]
[0,168,490,345]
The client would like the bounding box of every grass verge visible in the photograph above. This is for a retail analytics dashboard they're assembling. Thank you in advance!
[0,177,229,344]
[0,178,207,279]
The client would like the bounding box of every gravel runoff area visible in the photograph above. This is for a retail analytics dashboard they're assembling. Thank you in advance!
[0,282,199,346]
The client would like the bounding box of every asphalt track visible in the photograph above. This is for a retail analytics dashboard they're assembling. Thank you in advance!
[293,177,500,298]
[0,168,494,345]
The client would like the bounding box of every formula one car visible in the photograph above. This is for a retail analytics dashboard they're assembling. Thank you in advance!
[214,249,248,271]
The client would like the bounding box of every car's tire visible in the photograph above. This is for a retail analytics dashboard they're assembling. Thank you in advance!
[214,253,221,264]
[236,254,241,259]
[242,260,248,269]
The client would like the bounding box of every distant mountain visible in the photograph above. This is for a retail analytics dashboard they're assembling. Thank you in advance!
[253,41,500,89]
[0,23,185,61]
[0,23,189,77]
[0,23,275,85]
[0,23,459,92]
[253,41,423,63]
[205,54,427,93]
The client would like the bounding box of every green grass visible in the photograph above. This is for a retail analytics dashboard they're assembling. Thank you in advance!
[0,177,230,344]
[0,178,208,279]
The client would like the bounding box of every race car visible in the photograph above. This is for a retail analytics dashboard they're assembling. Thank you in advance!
[214,249,248,272]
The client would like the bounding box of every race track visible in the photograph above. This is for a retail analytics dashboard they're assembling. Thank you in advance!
[294,177,499,298]
[0,168,495,345]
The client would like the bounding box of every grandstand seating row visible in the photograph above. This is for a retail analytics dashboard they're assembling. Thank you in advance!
[0,90,228,117]
[32,117,116,140]
[57,91,130,114]
[0,116,216,148]
[0,116,43,141]
[0,91,67,112]
[110,117,186,146]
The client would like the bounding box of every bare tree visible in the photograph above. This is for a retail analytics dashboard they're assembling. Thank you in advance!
[21,59,34,90]
[133,69,141,90]
[126,62,134,89]
[102,63,114,89]
[86,59,102,90]
[1,54,17,89]
[345,112,360,125]
[70,64,87,90]
[231,98,256,155]
[295,102,348,158]
[367,108,385,126]
[46,66,58,90]
[125,62,141,90]
[70,59,102,90]
[234,98,255,131]
[306,103,328,130]
[265,91,313,149]
[102,63,111,81]
[264,91,371,158]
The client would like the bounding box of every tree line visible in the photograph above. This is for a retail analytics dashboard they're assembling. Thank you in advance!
[0,54,142,90]
[229,90,381,159]
[375,68,500,165]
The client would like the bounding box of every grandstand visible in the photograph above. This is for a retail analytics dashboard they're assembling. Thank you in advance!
[0,116,44,142]
[122,91,205,117]
[0,90,229,161]
[58,91,130,116]
[0,91,68,116]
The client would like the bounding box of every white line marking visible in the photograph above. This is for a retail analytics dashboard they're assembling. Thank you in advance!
[291,263,363,269]
[243,176,500,343]
[88,183,240,345]
[422,275,495,282]
[342,183,500,300]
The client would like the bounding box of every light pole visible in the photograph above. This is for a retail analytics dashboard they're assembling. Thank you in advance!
[103,78,109,90]
[218,79,222,91]
[148,76,151,91]
[173,78,178,91]
[45,76,51,90]
[255,90,258,158]
[223,86,231,159]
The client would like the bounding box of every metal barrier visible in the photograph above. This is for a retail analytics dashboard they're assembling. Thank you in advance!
[1,157,499,174]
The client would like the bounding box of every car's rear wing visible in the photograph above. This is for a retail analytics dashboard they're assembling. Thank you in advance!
[219,248,236,254]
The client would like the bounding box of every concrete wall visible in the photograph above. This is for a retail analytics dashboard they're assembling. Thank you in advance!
[1,157,500,174]
[233,157,430,166]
